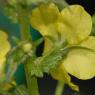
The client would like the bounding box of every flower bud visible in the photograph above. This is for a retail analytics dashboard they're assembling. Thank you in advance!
[22,43,32,53]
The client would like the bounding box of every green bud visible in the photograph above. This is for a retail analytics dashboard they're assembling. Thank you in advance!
[22,43,32,53]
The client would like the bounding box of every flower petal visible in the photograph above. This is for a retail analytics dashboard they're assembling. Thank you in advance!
[63,48,95,79]
[0,40,11,58]
[43,37,54,54]
[0,31,11,73]
[80,36,95,51]
[0,57,6,73]
[30,3,60,37]
[0,31,11,58]
[0,30,8,40]
[57,5,92,45]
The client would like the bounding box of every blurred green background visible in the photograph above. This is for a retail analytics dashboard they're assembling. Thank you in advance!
[0,10,41,85]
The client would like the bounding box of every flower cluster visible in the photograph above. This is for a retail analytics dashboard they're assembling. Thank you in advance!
[30,3,95,91]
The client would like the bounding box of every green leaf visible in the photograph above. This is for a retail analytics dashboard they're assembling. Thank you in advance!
[30,41,69,77]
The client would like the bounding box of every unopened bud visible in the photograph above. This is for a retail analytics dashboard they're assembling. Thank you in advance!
[22,43,32,53]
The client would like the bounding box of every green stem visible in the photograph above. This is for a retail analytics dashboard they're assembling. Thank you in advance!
[18,7,31,41]
[18,5,39,95]
[25,61,39,95]
[55,81,65,95]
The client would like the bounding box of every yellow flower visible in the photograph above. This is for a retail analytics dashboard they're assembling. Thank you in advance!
[0,30,11,76]
[0,30,15,91]
[57,5,92,45]
[30,3,60,37]
[30,4,92,45]
[31,3,95,91]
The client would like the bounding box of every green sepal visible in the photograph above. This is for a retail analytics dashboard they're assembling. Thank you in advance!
[30,40,69,77]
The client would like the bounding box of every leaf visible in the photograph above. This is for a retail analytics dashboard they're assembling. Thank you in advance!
[30,57,44,77]
[30,41,69,77]
[41,47,68,73]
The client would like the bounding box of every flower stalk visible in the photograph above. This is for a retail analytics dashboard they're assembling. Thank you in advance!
[55,81,65,95]
[18,4,39,95]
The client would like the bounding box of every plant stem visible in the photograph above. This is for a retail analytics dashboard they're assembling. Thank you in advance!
[18,5,39,95]
[55,81,65,95]
[25,60,39,95]
[18,7,31,41]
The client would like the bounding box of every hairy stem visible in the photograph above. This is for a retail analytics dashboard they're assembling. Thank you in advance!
[18,5,39,95]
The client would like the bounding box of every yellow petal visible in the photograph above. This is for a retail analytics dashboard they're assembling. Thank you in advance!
[0,40,11,58]
[0,30,8,40]
[80,36,95,51]
[0,31,11,58]
[57,5,92,45]
[63,48,95,79]
[0,31,11,73]
[50,66,79,91]
[0,57,6,73]
[30,3,60,37]
[51,65,70,82]
[43,37,53,54]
